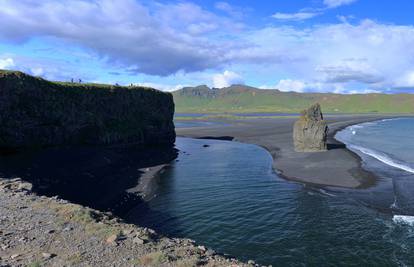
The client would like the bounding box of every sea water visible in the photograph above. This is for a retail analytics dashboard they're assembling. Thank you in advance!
[336,117,414,223]
[128,132,414,266]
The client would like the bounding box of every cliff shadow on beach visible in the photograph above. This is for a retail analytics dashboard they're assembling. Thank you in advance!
[0,145,178,217]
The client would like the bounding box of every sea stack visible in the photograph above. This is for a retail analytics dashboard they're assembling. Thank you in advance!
[293,103,328,152]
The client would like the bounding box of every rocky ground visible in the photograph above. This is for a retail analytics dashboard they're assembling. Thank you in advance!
[0,178,257,267]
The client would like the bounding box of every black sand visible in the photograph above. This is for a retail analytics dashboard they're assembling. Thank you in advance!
[177,115,395,188]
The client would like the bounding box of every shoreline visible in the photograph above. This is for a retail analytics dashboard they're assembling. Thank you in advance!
[176,115,400,189]
[128,164,170,201]
[0,178,255,267]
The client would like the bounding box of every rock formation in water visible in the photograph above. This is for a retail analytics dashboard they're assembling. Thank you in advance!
[293,103,328,152]
[0,70,175,149]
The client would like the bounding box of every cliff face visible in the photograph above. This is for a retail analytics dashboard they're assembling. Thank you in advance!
[0,71,175,149]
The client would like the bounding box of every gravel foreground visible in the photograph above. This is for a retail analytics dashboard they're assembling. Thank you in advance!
[0,178,257,267]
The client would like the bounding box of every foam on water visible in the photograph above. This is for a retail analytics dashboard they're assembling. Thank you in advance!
[336,118,414,174]
[348,144,414,174]
[318,188,336,197]
[393,215,414,226]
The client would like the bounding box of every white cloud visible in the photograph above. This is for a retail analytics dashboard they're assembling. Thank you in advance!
[213,70,244,88]
[275,79,306,92]
[316,59,383,84]
[394,71,414,88]
[215,2,245,19]
[272,12,321,21]
[244,19,414,92]
[30,67,44,76]
[0,58,14,69]
[134,82,185,92]
[324,0,357,8]
[0,0,244,76]
[346,89,380,94]
[272,0,357,22]
[1,1,414,94]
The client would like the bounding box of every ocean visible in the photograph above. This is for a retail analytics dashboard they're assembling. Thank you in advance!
[127,120,414,266]
[336,117,414,217]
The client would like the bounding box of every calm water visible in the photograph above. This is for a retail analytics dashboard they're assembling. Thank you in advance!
[128,119,414,266]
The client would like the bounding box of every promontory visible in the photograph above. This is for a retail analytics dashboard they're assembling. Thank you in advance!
[0,70,175,149]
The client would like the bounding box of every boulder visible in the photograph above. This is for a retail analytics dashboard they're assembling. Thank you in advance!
[293,103,328,152]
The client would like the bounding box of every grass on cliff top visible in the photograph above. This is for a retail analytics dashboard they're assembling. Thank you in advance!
[0,69,161,93]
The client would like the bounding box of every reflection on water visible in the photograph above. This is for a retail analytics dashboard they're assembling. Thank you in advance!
[127,137,414,266]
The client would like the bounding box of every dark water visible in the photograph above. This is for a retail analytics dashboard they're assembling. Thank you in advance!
[127,137,414,266]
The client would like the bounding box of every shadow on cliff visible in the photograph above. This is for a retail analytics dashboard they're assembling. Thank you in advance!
[0,145,178,217]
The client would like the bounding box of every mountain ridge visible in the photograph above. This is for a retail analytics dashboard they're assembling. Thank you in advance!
[173,84,414,114]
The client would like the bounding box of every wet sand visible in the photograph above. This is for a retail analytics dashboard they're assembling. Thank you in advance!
[176,115,396,189]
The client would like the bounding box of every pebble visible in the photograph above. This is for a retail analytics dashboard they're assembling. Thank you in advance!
[18,237,28,242]
[132,237,145,245]
[10,254,19,259]
[106,234,118,244]
[42,252,56,259]
[206,249,215,256]
[106,233,124,245]
[63,226,73,231]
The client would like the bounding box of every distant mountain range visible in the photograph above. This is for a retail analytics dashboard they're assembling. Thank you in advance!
[172,85,414,114]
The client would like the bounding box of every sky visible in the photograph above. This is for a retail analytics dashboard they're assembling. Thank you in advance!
[1,0,414,93]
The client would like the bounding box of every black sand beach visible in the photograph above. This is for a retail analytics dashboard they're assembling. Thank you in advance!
[176,115,396,188]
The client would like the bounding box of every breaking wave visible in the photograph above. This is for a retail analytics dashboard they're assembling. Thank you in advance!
[393,215,414,226]
[348,144,414,174]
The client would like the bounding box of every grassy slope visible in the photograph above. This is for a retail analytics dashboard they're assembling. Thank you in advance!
[173,88,414,114]
[2,70,411,114]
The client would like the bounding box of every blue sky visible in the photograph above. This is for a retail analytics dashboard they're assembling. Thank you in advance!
[1,0,414,93]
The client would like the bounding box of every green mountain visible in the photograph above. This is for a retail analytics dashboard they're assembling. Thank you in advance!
[173,85,414,114]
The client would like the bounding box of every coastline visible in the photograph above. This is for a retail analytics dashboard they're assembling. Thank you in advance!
[0,116,407,266]
[128,164,170,201]
[176,115,400,189]
[0,178,255,267]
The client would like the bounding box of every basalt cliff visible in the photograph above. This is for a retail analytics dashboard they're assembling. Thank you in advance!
[0,70,175,149]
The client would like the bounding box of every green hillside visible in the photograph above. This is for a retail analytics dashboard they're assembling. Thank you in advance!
[173,85,414,114]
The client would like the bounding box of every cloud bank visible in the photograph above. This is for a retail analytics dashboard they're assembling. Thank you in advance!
[0,0,414,93]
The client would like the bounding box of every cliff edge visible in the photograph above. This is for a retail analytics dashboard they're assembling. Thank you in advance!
[0,70,175,149]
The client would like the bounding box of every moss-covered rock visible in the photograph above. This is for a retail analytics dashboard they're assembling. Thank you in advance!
[0,70,175,149]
